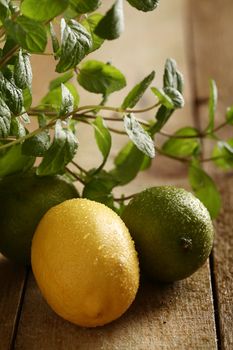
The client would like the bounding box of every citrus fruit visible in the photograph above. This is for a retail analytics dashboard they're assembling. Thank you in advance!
[0,171,79,265]
[121,186,214,282]
[31,198,139,327]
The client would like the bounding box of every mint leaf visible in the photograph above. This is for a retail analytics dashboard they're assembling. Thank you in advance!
[49,22,60,57]
[95,0,124,41]
[56,19,92,73]
[60,83,74,116]
[121,71,155,109]
[14,50,32,89]
[188,161,221,219]
[5,16,47,53]
[150,105,174,134]
[49,71,74,90]
[163,58,184,93]
[93,116,111,164]
[0,144,35,177]
[151,87,174,109]
[81,13,104,52]
[21,0,69,22]
[0,0,10,21]
[124,114,155,158]
[70,0,101,14]
[207,80,218,133]
[77,60,126,95]
[23,86,32,109]
[0,98,11,138]
[4,78,23,115]
[212,139,233,170]
[162,127,200,157]
[41,82,79,111]
[110,142,147,185]
[226,106,233,124]
[163,87,185,108]
[10,118,26,138]
[22,131,50,156]
[37,120,78,176]
[126,0,159,12]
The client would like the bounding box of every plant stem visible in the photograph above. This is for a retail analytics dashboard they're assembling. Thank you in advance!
[154,146,189,163]
[65,167,86,185]
[0,44,20,68]
[158,120,229,139]
[71,160,88,174]
[114,193,136,202]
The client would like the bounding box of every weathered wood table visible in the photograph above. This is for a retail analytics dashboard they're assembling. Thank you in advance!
[0,1,232,349]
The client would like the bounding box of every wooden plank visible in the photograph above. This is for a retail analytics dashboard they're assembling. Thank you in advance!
[0,255,26,350]
[214,178,233,349]
[14,266,215,350]
[13,1,217,349]
[190,0,233,349]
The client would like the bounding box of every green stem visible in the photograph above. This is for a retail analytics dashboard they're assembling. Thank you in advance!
[65,167,86,185]
[159,120,229,140]
[114,193,136,202]
[71,160,88,174]
[0,44,20,68]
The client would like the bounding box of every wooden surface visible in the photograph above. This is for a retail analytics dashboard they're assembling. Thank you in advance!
[0,0,232,349]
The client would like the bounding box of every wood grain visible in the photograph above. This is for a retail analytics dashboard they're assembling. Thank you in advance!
[190,0,233,348]
[14,267,216,350]
[0,255,26,350]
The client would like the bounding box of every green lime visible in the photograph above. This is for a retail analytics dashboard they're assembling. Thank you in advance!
[121,186,214,282]
[0,170,79,265]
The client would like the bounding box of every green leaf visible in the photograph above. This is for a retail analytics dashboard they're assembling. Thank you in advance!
[163,58,184,94]
[60,83,74,116]
[162,127,200,157]
[110,141,148,185]
[14,50,32,90]
[150,105,174,134]
[41,82,79,111]
[151,87,174,109]
[121,71,155,109]
[10,118,26,138]
[4,78,23,115]
[226,106,233,124]
[0,144,35,177]
[93,116,111,161]
[37,120,78,176]
[0,0,10,21]
[0,98,11,138]
[21,0,69,22]
[163,87,184,108]
[94,0,124,41]
[70,0,101,14]
[83,171,116,208]
[212,139,233,170]
[20,112,30,124]
[49,22,60,56]
[124,114,155,158]
[49,71,74,90]
[5,16,47,53]
[188,161,221,219]
[22,131,50,156]
[207,80,218,133]
[23,86,32,109]
[77,60,126,95]
[126,0,159,12]
[56,19,92,73]
[81,13,104,52]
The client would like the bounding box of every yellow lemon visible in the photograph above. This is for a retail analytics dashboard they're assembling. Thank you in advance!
[31,198,139,327]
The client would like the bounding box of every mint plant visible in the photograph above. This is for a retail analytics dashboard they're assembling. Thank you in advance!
[0,0,232,218]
